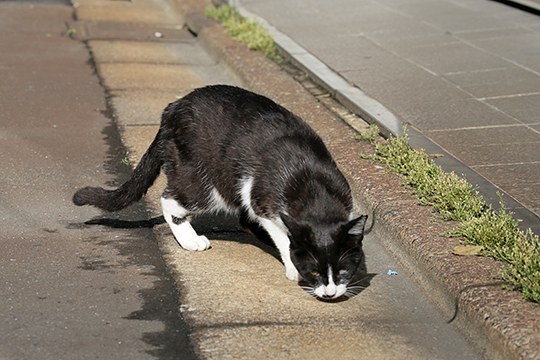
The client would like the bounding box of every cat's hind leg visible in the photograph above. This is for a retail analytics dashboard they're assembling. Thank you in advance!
[161,196,211,251]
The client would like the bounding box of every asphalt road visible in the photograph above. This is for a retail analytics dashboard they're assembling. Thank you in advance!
[0,2,195,359]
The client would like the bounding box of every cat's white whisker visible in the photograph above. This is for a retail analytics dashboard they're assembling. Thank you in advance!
[343,284,367,298]
[347,275,371,287]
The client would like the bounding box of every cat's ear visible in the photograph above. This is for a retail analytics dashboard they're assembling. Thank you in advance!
[280,213,310,248]
[340,215,368,245]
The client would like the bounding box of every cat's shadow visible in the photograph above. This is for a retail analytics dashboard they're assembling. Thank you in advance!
[83,215,166,229]
[82,213,282,260]
[83,213,375,301]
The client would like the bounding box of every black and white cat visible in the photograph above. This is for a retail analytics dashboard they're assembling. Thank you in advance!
[74,85,368,300]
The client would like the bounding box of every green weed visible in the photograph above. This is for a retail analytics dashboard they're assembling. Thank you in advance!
[205,5,282,61]
[359,125,540,303]
[121,156,131,167]
[65,27,77,39]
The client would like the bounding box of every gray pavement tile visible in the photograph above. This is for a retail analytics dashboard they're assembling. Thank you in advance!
[429,137,540,167]
[272,1,390,31]
[89,40,215,65]
[343,65,519,130]
[470,141,540,167]
[531,23,540,33]
[398,41,512,75]
[109,90,180,126]
[370,32,457,52]
[359,14,441,41]
[474,163,540,216]
[98,63,204,91]
[453,26,536,42]
[488,5,540,26]
[97,63,234,91]
[484,93,540,124]
[291,34,390,73]
[0,32,80,63]
[442,67,540,99]
[386,1,514,32]
[0,2,70,33]
[81,21,191,42]
[332,36,398,72]
[440,0,520,13]
[75,0,182,24]
[0,51,105,125]
[243,0,384,38]
[400,98,519,130]
[427,125,540,147]
[341,57,471,103]
[469,33,540,73]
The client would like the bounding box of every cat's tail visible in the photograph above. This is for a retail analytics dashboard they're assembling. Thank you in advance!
[72,134,163,212]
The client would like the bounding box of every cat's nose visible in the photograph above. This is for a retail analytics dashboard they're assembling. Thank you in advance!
[324,285,337,297]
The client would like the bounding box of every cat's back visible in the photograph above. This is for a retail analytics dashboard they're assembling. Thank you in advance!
[159,85,350,212]
[163,85,323,154]
[165,85,307,134]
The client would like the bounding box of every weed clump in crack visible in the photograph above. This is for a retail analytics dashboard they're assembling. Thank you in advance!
[359,124,540,303]
[205,5,283,62]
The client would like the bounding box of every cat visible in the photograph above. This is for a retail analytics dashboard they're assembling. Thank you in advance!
[73,85,368,300]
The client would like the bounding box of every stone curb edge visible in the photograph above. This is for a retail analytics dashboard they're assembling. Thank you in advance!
[173,2,538,360]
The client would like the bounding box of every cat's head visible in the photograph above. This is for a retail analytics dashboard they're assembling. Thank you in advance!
[281,213,368,300]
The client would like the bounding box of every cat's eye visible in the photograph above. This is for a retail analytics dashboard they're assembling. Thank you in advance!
[338,269,348,276]
[309,271,320,277]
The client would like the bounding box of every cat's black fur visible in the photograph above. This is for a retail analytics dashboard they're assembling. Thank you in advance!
[74,85,368,299]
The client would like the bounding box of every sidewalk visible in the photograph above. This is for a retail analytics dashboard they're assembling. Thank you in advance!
[238,0,540,235]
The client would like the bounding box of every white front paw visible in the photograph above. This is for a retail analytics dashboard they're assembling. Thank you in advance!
[285,265,301,281]
[178,235,211,251]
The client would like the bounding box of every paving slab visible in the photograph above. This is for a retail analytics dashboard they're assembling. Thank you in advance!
[441,67,540,99]
[89,40,217,65]
[109,89,179,126]
[475,164,540,217]
[484,93,540,124]
[97,63,205,90]
[74,0,182,24]
[427,128,540,166]
[78,21,190,42]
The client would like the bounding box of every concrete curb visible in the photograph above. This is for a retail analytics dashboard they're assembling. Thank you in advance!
[178,3,540,360]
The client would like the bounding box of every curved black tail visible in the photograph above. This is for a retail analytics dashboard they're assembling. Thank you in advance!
[73,134,162,212]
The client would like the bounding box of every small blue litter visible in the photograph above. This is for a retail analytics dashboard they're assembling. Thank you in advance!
[387,269,398,276]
